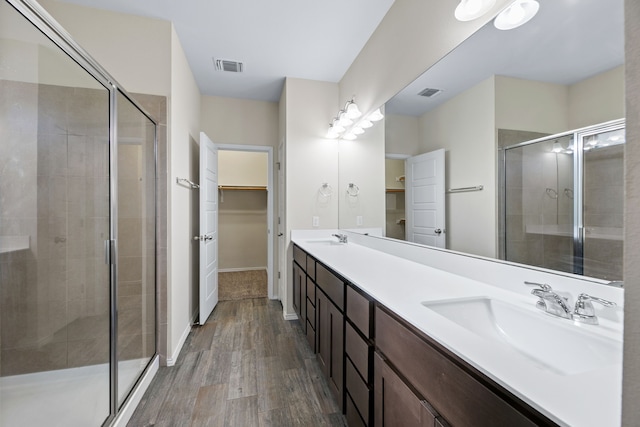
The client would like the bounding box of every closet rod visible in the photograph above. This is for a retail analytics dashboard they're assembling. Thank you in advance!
[218,185,267,191]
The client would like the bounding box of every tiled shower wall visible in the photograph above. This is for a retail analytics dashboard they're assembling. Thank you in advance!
[0,80,111,375]
[0,80,168,375]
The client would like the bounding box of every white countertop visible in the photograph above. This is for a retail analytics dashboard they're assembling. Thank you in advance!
[292,231,623,427]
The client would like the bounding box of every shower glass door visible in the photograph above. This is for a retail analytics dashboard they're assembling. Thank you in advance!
[501,120,625,282]
[504,135,575,274]
[116,90,156,407]
[0,1,111,425]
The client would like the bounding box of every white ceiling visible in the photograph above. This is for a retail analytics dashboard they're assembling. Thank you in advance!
[54,0,395,102]
[386,0,625,116]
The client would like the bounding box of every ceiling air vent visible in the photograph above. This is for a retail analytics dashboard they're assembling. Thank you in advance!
[214,58,244,73]
[418,88,442,98]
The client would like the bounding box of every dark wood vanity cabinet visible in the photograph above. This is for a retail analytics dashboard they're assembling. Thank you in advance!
[292,244,554,427]
[375,306,553,427]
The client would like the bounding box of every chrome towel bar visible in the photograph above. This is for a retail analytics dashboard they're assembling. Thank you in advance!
[176,177,199,189]
[446,185,483,194]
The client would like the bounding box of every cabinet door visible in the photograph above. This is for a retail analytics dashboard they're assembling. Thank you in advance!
[374,352,436,427]
[316,290,344,411]
[292,264,303,319]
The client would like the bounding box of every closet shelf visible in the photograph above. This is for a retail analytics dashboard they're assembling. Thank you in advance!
[218,185,267,191]
[386,188,405,193]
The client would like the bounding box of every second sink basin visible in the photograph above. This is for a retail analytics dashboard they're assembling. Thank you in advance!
[421,297,622,375]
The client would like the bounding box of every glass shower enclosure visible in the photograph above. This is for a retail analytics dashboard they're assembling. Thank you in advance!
[500,119,625,282]
[0,0,157,425]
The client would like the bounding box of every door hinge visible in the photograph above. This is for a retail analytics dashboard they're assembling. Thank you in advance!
[278,216,281,225]
[278,271,281,279]
[277,161,281,170]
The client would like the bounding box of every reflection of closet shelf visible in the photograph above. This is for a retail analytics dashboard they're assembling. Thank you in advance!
[386,188,405,193]
[218,185,267,191]
[396,219,406,225]
[396,175,405,182]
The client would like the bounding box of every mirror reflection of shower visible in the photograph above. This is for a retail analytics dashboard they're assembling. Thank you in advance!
[501,120,625,282]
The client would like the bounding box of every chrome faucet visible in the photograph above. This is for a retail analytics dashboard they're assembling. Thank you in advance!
[525,281,573,320]
[573,293,616,325]
[332,233,348,244]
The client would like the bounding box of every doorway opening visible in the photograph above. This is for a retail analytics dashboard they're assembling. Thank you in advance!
[216,145,275,300]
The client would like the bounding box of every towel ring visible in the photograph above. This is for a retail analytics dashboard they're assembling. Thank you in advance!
[319,183,333,197]
[347,183,359,197]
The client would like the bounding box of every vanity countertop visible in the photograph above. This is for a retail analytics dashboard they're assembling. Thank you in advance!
[292,231,623,427]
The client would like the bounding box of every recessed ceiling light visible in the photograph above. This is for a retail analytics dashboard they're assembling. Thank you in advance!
[454,0,496,22]
[494,0,539,30]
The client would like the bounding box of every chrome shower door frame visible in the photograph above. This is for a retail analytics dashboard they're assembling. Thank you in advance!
[6,1,159,426]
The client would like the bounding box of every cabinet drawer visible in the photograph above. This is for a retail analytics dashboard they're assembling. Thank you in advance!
[345,321,369,381]
[316,264,344,310]
[307,298,316,329]
[306,255,316,280]
[347,285,372,338]
[306,279,316,305]
[306,321,315,352]
[376,307,541,427]
[293,245,306,269]
[346,358,370,425]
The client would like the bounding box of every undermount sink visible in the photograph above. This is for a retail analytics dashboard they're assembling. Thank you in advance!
[304,239,344,246]
[421,297,622,375]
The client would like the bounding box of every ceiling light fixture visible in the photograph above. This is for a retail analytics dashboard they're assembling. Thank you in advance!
[454,0,496,21]
[326,99,383,141]
[494,0,539,30]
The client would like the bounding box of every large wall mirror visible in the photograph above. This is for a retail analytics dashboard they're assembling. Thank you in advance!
[345,0,625,284]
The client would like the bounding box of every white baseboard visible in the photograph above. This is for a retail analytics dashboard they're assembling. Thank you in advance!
[219,266,267,273]
[166,322,192,367]
[112,356,159,427]
[283,312,298,321]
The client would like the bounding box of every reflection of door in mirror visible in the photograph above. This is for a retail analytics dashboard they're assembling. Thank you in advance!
[405,150,446,248]
[385,156,407,239]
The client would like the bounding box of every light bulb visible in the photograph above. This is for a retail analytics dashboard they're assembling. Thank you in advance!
[345,102,362,119]
[352,126,365,135]
[337,111,353,127]
[332,120,345,133]
[343,132,357,141]
[367,108,384,122]
[327,126,340,139]
[551,142,562,153]
[359,119,373,129]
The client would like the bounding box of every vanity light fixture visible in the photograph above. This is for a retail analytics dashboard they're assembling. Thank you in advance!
[326,99,383,141]
[494,0,539,30]
[454,0,496,22]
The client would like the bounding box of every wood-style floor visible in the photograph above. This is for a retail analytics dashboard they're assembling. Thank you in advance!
[128,298,346,426]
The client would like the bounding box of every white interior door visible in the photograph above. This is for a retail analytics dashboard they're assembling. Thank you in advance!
[199,132,218,324]
[405,149,446,248]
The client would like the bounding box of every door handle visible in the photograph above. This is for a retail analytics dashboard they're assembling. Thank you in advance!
[278,233,283,237]
[434,228,442,235]
[194,235,214,241]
